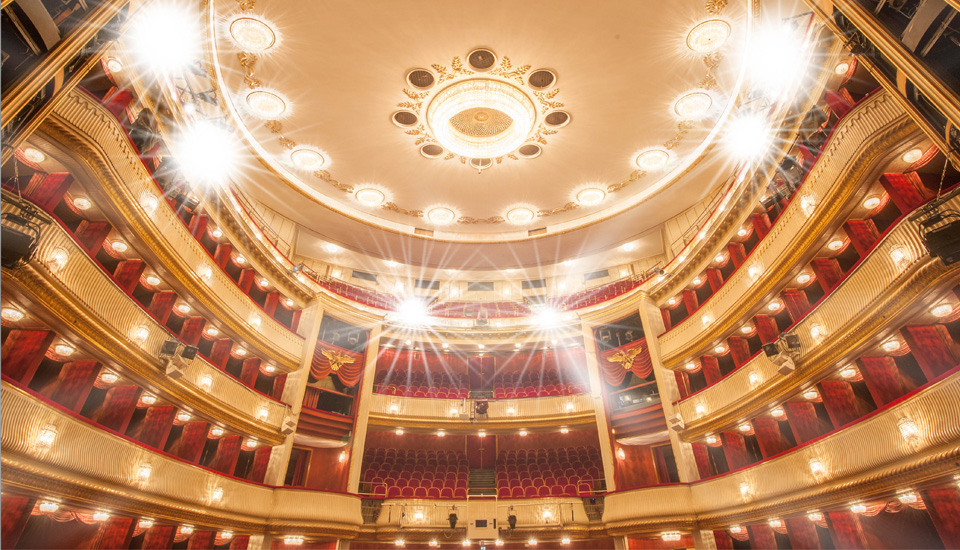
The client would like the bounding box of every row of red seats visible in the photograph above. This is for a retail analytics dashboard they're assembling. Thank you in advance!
[492,372,587,398]
[495,447,603,499]
[377,385,470,398]
[362,449,470,499]
[319,280,399,311]
[427,301,532,318]
[373,372,469,398]
[547,278,642,311]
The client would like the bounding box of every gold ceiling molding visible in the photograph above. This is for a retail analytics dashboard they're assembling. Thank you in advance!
[381,201,423,218]
[705,0,729,14]
[41,95,305,371]
[431,57,474,83]
[533,88,564,114]
[237,52,262,89]
[487,56,532,84]
[538,201,580,217]
[456,215,505,225]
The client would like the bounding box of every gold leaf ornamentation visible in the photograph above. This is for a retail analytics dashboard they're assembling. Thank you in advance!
[278,136,297,149]
[264,120,283,134]
[382,202,423,218]
[451,57,473,76]
[489,57,531,84]
[237,52,262,89]
[235,0,256,10]
[431,64,456,84]
[314,171,354,193]
[458,215,505,225]
[537,202,580,217]
[705,0,728,14]
[533,88,564,114]
[507,153,518,161]
[443,152,456,160]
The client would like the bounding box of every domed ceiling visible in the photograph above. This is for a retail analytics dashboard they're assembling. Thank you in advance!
[209,0,750,269]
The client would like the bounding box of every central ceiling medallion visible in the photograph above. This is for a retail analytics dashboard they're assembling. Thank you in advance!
[426,79,536,158]
[393,49,569,171]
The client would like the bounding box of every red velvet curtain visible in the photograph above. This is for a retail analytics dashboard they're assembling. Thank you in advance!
[248,446,273,483]
[786,516,821,549]
[311,341,364,386]
[784,401,823,444]
[691,443,712,479]
[94,517,135,549]
[747,524,778,549]
[114,260,146,293]
[142,525,176,549]
[210,435,242,474]
[727,337,752,367]
[171,422,209,463]
[781,289,811,322]
[599,339,652,386]
[811,258,844,290]
[827,511,868,549]
[879,172,929,213]
[45,361,100,412]
[818,380,865,429]
[752,417,789,458]
[901,325,959,380]
[137,406,177,449]
[752,212,772,238]
[754,315,780,344]
[720,432,751,470]
[700,356,723,385]
[844,219,880,256]
[188,530,216,549]
[23,172,73,211]
[180,317,207,346]
[727,242,747,268]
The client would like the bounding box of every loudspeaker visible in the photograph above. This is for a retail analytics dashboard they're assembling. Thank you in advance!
[923,220,960,265]
[180,345,199,361]
[1,224,36,268]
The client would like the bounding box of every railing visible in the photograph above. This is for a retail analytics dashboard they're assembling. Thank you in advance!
[302,385,355,416]
[609,381,661,413]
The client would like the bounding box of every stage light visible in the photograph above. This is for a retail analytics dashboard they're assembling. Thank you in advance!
[534,307,560,328]
[747,23,807,97]
[128,2,202,72]
[174,121,239,184]
[724,114,771,160]
[397,297,429,325]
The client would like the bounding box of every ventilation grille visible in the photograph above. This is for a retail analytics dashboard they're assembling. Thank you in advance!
[393,111,418,126]
[528,227,547,236]
[352,270,378,282]
[518,144,541,158]
[467,281,494,291]
[414,227,434,236]
[545,111,570,127]
[407,69,435,89]
[468,49,496,70]
[584,269,609,282]
[420,144,444,158]
[522,279,546,290]
[415,279,440,290]
[528,69,555,89]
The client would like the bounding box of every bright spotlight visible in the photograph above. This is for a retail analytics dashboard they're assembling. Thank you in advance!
[397,298,428,326]
[747,24,808,98]
[174,121,240,184]
[534,307,560,328]
[127,2,202,73]
[724,114,771,160]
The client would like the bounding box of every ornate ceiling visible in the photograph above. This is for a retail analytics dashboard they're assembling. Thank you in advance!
[209,0,751,269]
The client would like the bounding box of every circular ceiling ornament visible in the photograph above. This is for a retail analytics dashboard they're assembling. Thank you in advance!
[517,144,542,158]
[636,149,670,169]
[426,79,536,158]
[467,48,498,71]
[576,187,606,206]
[470,158,494,171]
[355,188,386,207]
[427,207,457,225]
[406,68,436,90]
[290,147,325,170]
[245,89,287,119]
[392,111,418,127]
[228,16,278,52]
[544,111,570,128]
[686,20,731,53]
[420,144,444,158]
[505,206,536,225]
[674,91,713,119]
[527,69,556,90]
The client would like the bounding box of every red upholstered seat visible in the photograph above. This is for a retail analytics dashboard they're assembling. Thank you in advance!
[511,487,524,498]
[524,486,538,497]
[454,487,467,498]
[428,487,440,498]
[440,487,453,498]
[374,485,387,497]
[538,486,551,497]
[401,487,414,497]
[498,487,511,498]
[388,486,402,498]
[415,487,428,498]
[563,484,577,496]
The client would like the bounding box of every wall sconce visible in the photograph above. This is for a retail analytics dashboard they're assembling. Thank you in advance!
[36,424,58,448]
[898,417,920,443]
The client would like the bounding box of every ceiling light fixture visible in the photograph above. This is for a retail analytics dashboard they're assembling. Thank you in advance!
[576,188,605,206]
[174,121,239,184]
[1,308,25,322]
[828,239,845,251]
[636,149,669,170]
[902,149,923,163]
[932,303,954,318]
[686,20,732,52]
[290,147,325,171]
[427,207,457,225]
[355,188,385,206]
[835,62,850,75]
[425,79,536,158]
[506,207,535,225]
[128,3,201,72]
[863,196,882,209]
[621,242,636,252]
[245,89,287,119]
[73,197,92,210]
[228,15,278,52]
[674,91,713,118]
[725,114,771,160]
[22,147,46,163]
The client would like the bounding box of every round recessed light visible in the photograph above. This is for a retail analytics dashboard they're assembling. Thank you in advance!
[740,325,753,334]
[427,207,457,225]
[110,241,128,253]
[674,92,713,119]
[768,301,781,311]
[636,149,669,170]
[862,196,881,209]
[621,242,636,252]
[245,90,286,119]
[506,207,535,225]
[1,308,25,322]
[737,227,748,237]
[21,147,46,163]
[834,61,850,75]
[803,389,820,400]
[54,344,75,356]
[576,188,605,206]
[686,20,731,53]
[322,242,341,254]
[290,148,325,171]
[902,148,924,163]
[840,366,858,379]
[73,197,92,210]
[145,275,161,286]
[882,339,901,352]
[796,273,811,284]
[828,239,845,251]
[355,188,385,207]
[105,58,123,73]
[229,16,277,52]
[932,303,954,318]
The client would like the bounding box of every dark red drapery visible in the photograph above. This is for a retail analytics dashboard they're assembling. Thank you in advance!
[311,341,364,387]
[599,339,652,386]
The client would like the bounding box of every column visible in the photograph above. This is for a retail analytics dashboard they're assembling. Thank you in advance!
[346,322,382,493]
[261,299,324,486]
[580,320,617,491]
